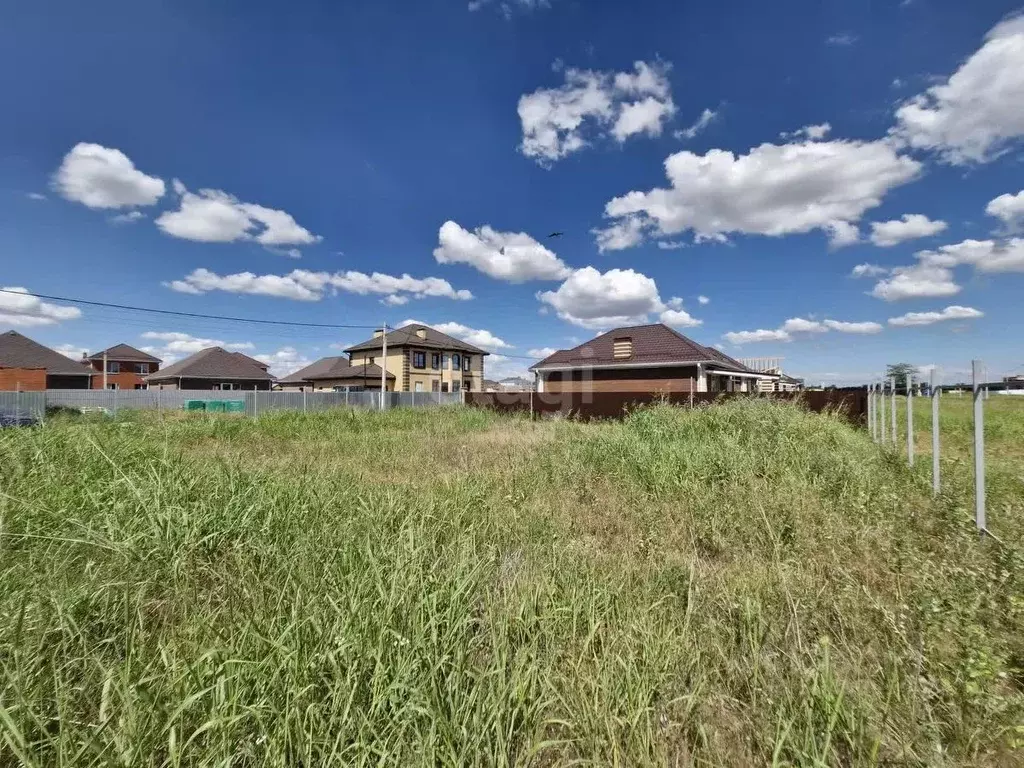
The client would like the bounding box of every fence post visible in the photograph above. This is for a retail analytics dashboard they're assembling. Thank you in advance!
[878,380,885,445]
[890,376,897,446]
[303,389,307,413]
[906,374,914,466]
[972,360,986,535]
[931,367,940,495]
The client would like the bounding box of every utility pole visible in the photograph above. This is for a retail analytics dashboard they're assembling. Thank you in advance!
[380,322,388,410]
[102,350,108,390]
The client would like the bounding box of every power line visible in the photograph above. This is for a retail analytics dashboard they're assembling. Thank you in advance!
[0,288,378,330]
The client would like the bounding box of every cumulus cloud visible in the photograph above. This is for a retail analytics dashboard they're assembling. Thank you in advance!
[536,266,700,330]
[781,317,828,334]
[697,295,710,305]
[167,268,473,303]
[528,347,559,359]
[468,0,550,16]
[725,314,883,344]
[518,61,675,164]
[110,211,145,224]
[400,318,512,351]
[674,108,718,141]
[823,319,884,334]
[139,331,255,365]
[595,138,921,250]
[26,192,47,201]
[53,143,165,209]
[888,305,984,327]
[826,220,861,248]
[156,181,320,250]
[869,214,948,246]
[986,189,1024,231]
[433,221,571,281]
[0,286,82,327]
[851,263,890,278]
[826,32,858,46]
[723,329,791,344]
[254,346,315,378]
[891,15,1024,164]
[780,123,832,141]
[594,216,646,253]
[869,263,961,301]
[656,240,688,250]
[915,238,1024,273]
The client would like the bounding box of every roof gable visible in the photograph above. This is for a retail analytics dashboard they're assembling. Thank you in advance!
[278,356,395,384]
[345,324,488,355]
[0,330,93,376]
[147,347,274,381]
[87,343,162,363]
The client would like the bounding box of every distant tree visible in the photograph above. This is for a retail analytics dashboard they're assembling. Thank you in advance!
[886,362,918,392]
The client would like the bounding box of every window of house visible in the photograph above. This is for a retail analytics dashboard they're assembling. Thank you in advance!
[134,384,147,390]
[106,383,118,390]
[106,361,120,373]
[452,380,461,393]
[462,355,471,372]
[414,381,424,392]
[134,363,149,374]
[441,382,449,393]
[452,353,461,370]
[431,353,440,370]
[413,351,426,369]
[220,382,238,391]
[432,380,440,392]
[368,357,375,366]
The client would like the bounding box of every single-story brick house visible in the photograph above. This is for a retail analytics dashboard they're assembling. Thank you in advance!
[0,330,94,390]
[85,343,162,390]
[145,347,274,390]
[530,323,779,394]
[276,357,395,391]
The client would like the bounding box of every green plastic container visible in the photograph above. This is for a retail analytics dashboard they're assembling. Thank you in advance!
[224,400,246,413]
[184,400,206,412]
[206,400,226,413]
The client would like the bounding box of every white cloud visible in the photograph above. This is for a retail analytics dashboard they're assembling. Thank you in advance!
[167,268,474,303]
[674,108,718,141]
[156,181,320,250]
[826,32,858,46]
[433,221,571,281]
[139,331,255,364]
[26,192,46,201]
[400,318,512,351]
[916,238,1024,273]
[850,263,890,278]
[986,189,1024,231]
[723,329,791,345]
[52,344,86,360]
[888,305,984,327]
[383,294,409,306]
[869,263,961,301]
[826,220,861,248]
[483,354,531,382]
[869,214,948,246]
[468,0,550,16]
[536,266,684,330]
[656,240,688,250]
[528,347,559,359]
[697,295,710,305]
[53,143,165,209]
[594,216,646,253]
[781,317,828,334]
[891,15,1024,164]
[110,210,145,224]
[823,319,884,334]
[659,308,702,328]
[780,123,832,141]
[597,138,921,249]
[518,61,675,164]
[0,286,82,327]
[255,347,314,378]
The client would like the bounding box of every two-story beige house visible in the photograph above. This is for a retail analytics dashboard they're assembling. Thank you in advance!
[344,324,488,393]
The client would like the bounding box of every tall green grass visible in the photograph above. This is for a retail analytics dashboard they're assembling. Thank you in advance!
[1,401,1022,766]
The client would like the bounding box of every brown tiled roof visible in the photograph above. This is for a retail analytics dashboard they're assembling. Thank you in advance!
[345,324,488,355]
[87,343,162,364]
[530,323,760,374]
[0,330,93,376]
[145,347,275,382]
[277,356,395,384]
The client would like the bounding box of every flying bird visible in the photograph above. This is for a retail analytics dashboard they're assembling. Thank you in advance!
[548,231,564,238]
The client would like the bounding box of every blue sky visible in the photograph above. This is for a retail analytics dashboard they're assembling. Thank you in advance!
[2,0,1023,383]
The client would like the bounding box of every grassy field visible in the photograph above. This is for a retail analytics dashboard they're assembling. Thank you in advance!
[1,399,1022,766]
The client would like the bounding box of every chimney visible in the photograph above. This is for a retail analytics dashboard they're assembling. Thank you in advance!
[415,327,427,339]
[373,328,385,339]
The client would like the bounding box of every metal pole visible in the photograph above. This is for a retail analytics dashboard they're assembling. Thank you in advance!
[380,323,388,411]
[16,382,21,422]
[303,389,307,413]
[102,350,108,390]
[870,383,877,441]
[972,360,986,535]
[878,381,886,445]
[906,374,914,466]
[931,368,940,495]
[890,376,897,446]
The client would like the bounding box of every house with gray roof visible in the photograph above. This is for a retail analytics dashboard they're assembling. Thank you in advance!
[145,347,274,390]
[0,330,93,390]
[276,356,395,391]
[530,323,778,394]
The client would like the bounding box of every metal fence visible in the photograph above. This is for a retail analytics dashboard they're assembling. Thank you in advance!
[866,360,1004,539]
[0,389,464,420]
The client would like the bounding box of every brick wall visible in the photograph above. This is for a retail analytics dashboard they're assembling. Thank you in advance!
[0,368,47,391]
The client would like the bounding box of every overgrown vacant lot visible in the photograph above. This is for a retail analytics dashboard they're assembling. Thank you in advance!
[1,401,1022,766]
